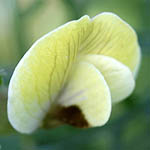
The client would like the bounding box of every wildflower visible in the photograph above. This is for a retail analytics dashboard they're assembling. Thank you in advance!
[8,12,141,134]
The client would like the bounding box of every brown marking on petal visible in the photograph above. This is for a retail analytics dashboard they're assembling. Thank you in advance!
[57,106,89,128]
[42,105,89,129]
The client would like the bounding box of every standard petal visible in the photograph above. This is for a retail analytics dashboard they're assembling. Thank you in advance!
[57,62,111,127]
[7,16,91,133]
[79,12,141,76]
[82,54,135,103]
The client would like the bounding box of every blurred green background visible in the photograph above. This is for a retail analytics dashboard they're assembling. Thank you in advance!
[0,0,150,150]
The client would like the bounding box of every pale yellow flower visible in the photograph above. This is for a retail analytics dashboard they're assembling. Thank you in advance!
[7,12,141,134]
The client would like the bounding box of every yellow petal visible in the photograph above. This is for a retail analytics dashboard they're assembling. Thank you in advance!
[57,62,111,127]
[7,16,91,133]
[82,55,135,103]
[8,86,46,133]
[79,12,141,76]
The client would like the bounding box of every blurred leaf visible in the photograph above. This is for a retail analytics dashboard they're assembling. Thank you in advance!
[20,0,48,17]
[0,69,6,86]
[0,76,2,85]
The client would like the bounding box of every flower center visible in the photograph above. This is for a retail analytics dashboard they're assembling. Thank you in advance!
[42,105,89,129]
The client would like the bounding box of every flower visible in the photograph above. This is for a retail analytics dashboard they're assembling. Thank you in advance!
[7,12,141,134]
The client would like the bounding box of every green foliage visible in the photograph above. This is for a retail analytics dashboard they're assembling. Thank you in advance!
[0,76,2,86]
[0,70,4,86]
[0,69,6,86]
